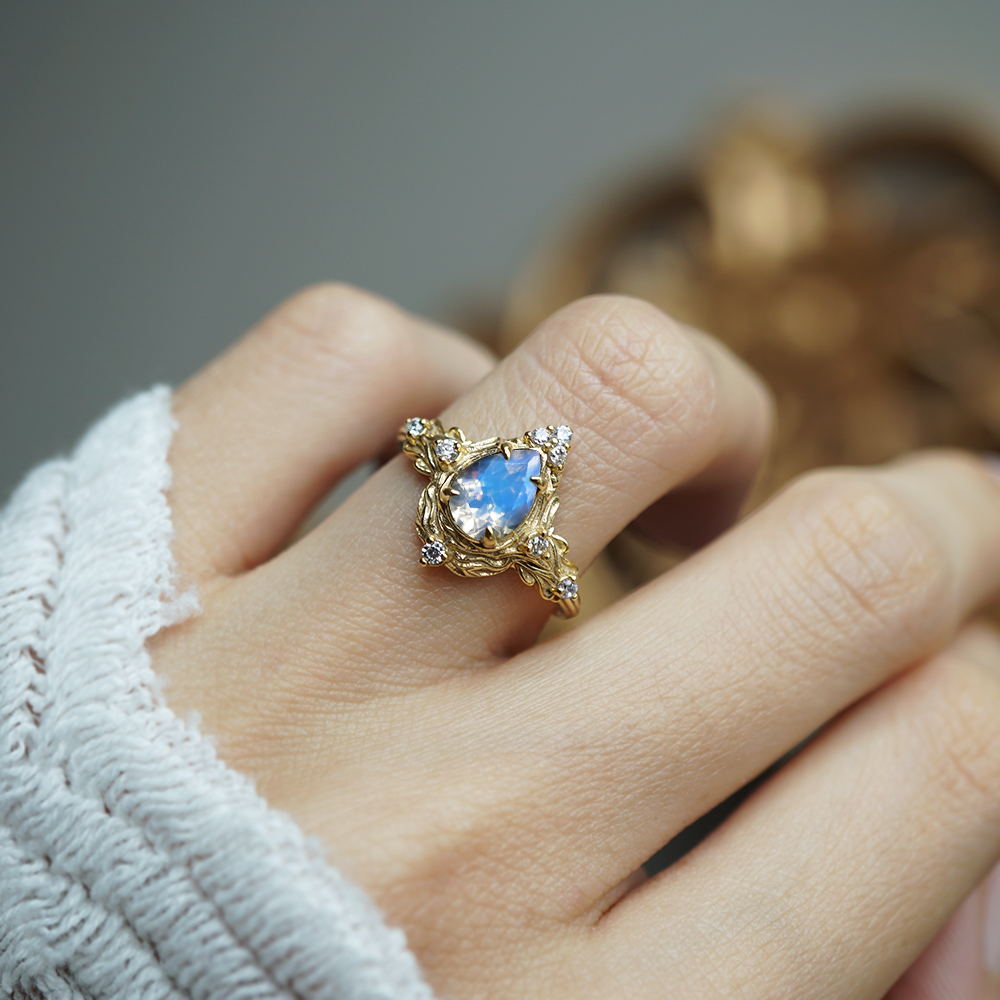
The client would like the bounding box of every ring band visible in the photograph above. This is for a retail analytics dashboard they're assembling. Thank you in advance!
[400,418,580,618]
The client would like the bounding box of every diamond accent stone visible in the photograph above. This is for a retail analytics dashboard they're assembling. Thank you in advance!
[405,417,426,436]
[435,438,460,462]
[555,577,578,599]
[529,427,551,446]
[528,535,549,556]
[421,540,447,565]
[449,449,542,541]
[548,444,568,468]
[553,424,573,445]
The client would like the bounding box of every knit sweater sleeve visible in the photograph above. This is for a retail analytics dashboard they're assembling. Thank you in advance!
[0,388,435,1000]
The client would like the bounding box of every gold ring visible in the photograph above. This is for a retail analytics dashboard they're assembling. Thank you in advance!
[399,418,580,618]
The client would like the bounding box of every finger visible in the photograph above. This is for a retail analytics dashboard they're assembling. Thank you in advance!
[471,451,1000,892]
[590,623,1000,1000]
[260,295,772,686]
[168,282,494,575]
[884,881,987,1000]
[989,865,1000,996]
[629,329,775,550]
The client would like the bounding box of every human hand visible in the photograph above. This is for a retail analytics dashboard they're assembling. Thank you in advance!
[152,284,1000,999]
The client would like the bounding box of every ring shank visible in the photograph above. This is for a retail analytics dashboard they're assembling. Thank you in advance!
[556,596,581,619]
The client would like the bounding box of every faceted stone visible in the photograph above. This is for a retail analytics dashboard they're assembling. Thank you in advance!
[435,438,459,462]
[405,417,426,436]
[449,449,541,541]
[555,577,578,599]
[553,425,573,445]
[529,427,551,446]
[421,540,447,564]
[528,535,549,556]
[548,444,568,468]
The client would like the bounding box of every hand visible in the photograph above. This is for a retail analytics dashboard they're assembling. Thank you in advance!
[151,284,1000,999]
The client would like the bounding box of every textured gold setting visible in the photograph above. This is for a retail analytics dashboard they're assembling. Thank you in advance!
[400,418,580,618]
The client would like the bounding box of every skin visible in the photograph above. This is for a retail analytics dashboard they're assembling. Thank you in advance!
[151,283,1000,999]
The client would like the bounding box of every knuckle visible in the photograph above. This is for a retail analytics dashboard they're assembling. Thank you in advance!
[774,470,951,648]
[911,660,1000,809]
[261,282,414,373]
[528,295,721,453]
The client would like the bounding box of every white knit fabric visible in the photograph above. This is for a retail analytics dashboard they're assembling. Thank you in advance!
[0,388,435,1000]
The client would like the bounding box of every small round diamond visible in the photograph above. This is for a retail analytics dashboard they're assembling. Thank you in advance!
[553,424,573,445]
[435,438,460,462]
[405,417,426,436]
[421,540,447,565]
[529,427,551,446]
[548,444,568,468]
[528,535,549,556]
[555,577,578,600]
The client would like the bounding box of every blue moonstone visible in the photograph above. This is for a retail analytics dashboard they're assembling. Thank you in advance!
[449,449,541,541]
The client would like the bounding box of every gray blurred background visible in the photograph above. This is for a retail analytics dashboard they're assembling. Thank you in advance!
[3,0,1000,500]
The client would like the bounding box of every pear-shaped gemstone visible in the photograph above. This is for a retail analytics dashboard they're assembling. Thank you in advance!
[449,449,541,541]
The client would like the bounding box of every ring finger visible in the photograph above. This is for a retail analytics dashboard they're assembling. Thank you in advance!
[254,294,773,691]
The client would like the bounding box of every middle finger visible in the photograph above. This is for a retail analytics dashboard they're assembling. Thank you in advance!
[471,450,1000,897]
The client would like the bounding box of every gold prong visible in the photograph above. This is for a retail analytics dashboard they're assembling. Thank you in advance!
[530,475,544,486]
[440,484,461,503]
[500,442,512,459]
[482,526,497,549]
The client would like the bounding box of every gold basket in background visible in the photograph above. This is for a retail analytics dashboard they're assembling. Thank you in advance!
[488,114,1000,616]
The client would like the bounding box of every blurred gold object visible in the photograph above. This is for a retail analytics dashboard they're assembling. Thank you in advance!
[495,113,1000,615]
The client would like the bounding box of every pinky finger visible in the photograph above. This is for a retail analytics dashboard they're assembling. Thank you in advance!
[168,283,494,576]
